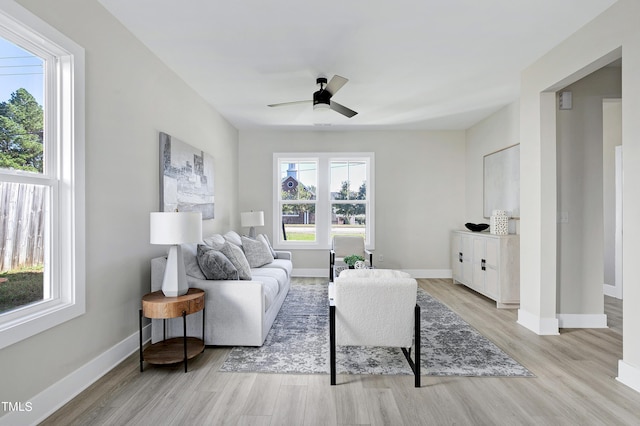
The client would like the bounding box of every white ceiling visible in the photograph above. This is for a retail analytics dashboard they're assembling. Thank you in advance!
[99,0,616,131]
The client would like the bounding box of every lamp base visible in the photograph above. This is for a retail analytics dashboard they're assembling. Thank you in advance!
[162,245,189,297]
[248,227,257,238]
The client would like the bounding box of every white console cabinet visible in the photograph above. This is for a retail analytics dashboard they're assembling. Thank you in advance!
[451,230,519,308]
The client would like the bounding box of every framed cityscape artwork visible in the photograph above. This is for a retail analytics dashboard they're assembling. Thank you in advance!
[159,131,215,219]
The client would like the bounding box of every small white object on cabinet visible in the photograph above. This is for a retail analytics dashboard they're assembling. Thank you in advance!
[451,230,519,308]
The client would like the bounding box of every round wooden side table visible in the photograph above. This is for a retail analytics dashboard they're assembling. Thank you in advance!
[139,288,205,373]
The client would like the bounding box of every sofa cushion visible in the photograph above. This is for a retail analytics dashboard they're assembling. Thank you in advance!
[221,242,252,280]
[260,259,293,278]
[203,233,226,250]
[224,230,243,247]
[196,244,239,280]
[252,266,288,294]
[242,235,275,268]
[261,276,280,312]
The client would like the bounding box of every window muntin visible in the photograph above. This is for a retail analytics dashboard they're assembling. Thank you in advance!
[274,153,374,249]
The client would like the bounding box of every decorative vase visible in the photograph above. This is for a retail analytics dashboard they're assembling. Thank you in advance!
[355,260,366,269]
[348,265,355,269]
[490,210,509,235]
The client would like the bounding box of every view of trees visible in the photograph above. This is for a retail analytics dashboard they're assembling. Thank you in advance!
[333,180,366,225]
[0,88,44,173]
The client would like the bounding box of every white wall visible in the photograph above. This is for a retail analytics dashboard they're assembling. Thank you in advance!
[556,67,621,318]
[0,0,239,417]
[603,99,622,295]
[518,0,640,390]
[238,130,466,276]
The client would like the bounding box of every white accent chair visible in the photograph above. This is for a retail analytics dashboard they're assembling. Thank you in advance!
[329,269,421,387]
[329,235,373,281]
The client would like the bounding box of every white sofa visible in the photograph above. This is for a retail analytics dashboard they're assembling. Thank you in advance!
[151,231,292,346]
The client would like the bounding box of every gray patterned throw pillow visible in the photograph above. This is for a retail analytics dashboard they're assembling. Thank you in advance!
[220,242,252,280]
[196,245,238,280]
[242,236,275,268]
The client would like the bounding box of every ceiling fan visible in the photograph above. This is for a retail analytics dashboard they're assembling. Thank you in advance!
[268,75,358,118]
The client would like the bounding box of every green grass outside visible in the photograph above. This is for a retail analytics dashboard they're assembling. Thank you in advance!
[285,232,316,241]
[284,224,365,241]
[0,265,44,314]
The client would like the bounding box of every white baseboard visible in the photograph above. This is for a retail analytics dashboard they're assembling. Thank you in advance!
[517,309,559,335]
[0,324,151,426]
[604,283,623,299]
[617,360,640,394]
[557,313,607,328]
[292,268,452,279]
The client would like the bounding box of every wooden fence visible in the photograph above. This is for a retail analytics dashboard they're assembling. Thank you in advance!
[0,182,45,272]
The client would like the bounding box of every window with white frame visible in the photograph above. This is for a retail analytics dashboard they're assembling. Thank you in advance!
[0,3,85,349]
[274,153,374,249]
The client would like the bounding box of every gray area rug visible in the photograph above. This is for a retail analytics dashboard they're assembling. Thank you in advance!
[220,282,533,377]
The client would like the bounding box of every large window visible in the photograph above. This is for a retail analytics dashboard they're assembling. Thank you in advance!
[0,3,85,349]
[274,153,374,249]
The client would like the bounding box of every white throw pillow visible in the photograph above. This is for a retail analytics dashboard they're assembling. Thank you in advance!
[242,236,275,268]
[224,230,243,247]
[203,233,226,250]
[221,241,252,280]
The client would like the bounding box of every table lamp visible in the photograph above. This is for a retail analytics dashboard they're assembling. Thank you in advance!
[150,211,202,297]
[240,211,264,238]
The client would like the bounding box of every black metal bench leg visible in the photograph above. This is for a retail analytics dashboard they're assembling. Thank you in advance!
[415,304,421,388]
[329,252,335,282]
[330,305,336,385]
[402,304,422,387]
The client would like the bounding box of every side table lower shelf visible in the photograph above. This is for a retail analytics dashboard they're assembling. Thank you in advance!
[142,337,205,365]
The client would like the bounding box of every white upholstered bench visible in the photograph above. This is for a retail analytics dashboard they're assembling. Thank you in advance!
[329,269,421,387]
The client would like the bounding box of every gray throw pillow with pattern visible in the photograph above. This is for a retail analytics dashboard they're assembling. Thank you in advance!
[242,235,275,268]
[220,241,252,280]
[196,244,239,280]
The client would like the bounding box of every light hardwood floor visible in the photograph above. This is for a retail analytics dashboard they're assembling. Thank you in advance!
[41,278,640,425]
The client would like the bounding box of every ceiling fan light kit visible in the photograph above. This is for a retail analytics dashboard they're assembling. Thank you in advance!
[269,75,358,118]
[313,79,332,111]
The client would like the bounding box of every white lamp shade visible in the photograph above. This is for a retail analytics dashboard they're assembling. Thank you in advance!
[150,211,202,245]
[240,211,264,228]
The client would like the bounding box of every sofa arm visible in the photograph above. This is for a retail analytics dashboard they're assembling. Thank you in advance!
[150,256,267,346]
[275,250,292,260]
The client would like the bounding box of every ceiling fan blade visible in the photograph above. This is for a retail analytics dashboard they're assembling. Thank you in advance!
[268,100,312,107]
[330,101,358,118]
[325,75,348,95]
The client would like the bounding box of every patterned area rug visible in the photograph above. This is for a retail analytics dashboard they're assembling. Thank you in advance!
[220,282,533,377]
